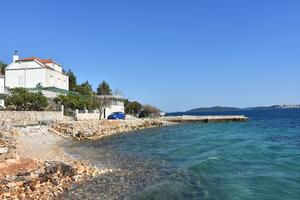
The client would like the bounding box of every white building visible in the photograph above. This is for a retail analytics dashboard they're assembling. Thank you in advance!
[0,74,6,107]
[97,95,125,119]
[5,52,69,97]
[74,95,126,120]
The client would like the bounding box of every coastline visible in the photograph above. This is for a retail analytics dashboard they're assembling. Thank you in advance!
[0,125,105,200]
[49,118,164,141]
[0,115,251,199]
[0,118,165,199]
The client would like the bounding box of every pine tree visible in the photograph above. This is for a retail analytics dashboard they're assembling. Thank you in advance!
[97,81,112,95]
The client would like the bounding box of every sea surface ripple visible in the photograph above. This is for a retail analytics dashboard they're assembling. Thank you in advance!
[65,109,300,200]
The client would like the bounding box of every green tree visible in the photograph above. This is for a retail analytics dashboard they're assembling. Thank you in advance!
[139,104,161,118]
[28,92,48,110]
[66,70,77,91]
[76,81,93,96]
[54,94,89,110]
[88,96,112,119]
[97,81,112,95]
[6,88,28,110]
[0,60,7,75]
[124,100,142,116]
[6,88,48,111]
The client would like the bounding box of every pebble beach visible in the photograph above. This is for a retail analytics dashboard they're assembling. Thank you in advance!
[0,118,164,199]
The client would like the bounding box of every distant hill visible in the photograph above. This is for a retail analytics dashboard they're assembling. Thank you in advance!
[186,105,300,113]
[187,106,242,113]
[245,105,279,110]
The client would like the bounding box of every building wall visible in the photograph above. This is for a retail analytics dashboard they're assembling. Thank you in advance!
[0,99,4,108]
[0,76,4,94]
[5,68,47,89]
[75,104,125,120]
[5,60,68,91]
[0,76,5,107]
[45,69,69,90]
[76,112,100,121]
[101,104,125,119]
[45,63,63,73]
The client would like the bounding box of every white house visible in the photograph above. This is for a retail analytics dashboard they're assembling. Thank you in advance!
[5,52,69,98]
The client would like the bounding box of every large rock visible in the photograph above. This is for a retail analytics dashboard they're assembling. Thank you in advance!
[45,162,76,177]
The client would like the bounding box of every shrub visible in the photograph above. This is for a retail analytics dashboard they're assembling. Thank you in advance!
[138,104,161,118]
[54,94,89,110]
[125,100,142,116]
[6,88,48,111]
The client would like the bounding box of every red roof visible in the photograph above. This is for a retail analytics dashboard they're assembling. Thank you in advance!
[17,57,60,66]
[39,59,54,63]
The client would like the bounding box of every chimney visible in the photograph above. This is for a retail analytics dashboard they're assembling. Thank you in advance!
[13,50,19,62]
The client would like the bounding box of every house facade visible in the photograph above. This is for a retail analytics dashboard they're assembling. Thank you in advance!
[0,74,6,107]
[5,52,69,97]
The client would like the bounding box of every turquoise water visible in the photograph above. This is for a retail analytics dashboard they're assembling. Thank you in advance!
[67,109,300,200]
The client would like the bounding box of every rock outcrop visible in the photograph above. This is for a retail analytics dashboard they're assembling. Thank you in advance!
[0,160,101,200]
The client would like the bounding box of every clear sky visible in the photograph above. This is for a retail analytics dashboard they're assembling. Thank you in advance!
[1,0,300,112]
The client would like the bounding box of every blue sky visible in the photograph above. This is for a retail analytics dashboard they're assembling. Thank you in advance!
[1,0,300,112]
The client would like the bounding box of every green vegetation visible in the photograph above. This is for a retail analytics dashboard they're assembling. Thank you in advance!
[139,104,161,118]
[124,100,142,116]
[54,74,113,112]
[97,80,112,95]
[66,70,77,91]
[0,60,7,74]
[75,81,93,96]
[125,100,161,118]
[54,94,90,110]
[6,88,48,111]
[66,70,93,96]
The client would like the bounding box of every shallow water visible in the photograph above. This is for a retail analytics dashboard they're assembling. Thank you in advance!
[65,109,300,200]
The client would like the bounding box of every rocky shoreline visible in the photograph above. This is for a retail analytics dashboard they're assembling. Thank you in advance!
[50,118,163,141]
[0,118,165,199]
[0,125,104,200]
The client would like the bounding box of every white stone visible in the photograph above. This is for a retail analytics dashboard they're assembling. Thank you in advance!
[0,146,9,154]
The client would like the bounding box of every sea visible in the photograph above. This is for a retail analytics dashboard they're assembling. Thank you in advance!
[65,109,300,200]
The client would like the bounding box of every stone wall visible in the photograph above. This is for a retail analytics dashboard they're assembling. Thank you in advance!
[0,111,64,126]
[75,110,100,121]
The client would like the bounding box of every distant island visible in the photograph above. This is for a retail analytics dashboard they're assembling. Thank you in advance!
[186,104,300,113]
[187,106,242,113]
